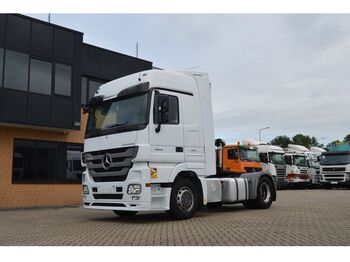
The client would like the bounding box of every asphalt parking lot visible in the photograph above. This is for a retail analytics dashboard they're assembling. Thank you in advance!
[0,189,349,246]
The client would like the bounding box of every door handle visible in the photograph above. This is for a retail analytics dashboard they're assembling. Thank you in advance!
[176,147,183,152]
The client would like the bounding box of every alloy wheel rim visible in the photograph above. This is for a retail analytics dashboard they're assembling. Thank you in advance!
[176,186,194,212]
[261,182,271,203]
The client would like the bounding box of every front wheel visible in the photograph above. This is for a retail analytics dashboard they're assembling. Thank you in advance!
[243,177,274,209]
[113,210,138,217]
[168,178,198,220]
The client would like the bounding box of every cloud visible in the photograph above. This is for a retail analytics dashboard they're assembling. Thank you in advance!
[27,14,350,144]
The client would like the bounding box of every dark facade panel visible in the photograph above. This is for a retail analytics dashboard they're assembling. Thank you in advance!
[27,93,51,126]
[51,96,72,128]
[6,15,30,53]
[0,15,5,47]
[71,33,83,124]
[82,44,153,81]
[53,28,74,63]
[0,88,27,123]
[31,21,53,59]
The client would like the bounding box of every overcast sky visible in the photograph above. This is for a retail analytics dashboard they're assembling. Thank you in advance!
[28,14,350,145]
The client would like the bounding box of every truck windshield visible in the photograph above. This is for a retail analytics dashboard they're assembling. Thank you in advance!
[239,147,260,162]
[320,153,350,165]
[85,93,149,138]
[293,155,308,167]
[269,152,285,165]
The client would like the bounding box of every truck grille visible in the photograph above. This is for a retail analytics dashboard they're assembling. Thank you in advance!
[93,194,123,200]
[300,168,307,175]
[276,168,286,184]
[322,173,346,182]
[322,167,346,172]
[83,146,138,182]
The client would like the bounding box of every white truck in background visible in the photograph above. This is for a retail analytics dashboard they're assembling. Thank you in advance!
[319,151,350,189]
[284,144,311,187]
[286,144,325,187]
[243,140,287,188]
[81,70,276,219]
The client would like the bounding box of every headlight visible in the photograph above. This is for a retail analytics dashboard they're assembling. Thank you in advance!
[127,184,142,195]
[83,185,89,195]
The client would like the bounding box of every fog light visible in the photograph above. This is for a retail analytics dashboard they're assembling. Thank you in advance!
[127,184,142,195]
[83,185,89,195]
[132,196,140,200]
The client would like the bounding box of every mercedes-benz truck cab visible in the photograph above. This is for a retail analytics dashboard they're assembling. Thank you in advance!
[319,151,350,188]
[81,70,276,219]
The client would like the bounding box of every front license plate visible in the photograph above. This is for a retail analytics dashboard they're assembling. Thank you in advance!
[331,182,338,185]
[98,185,115,193]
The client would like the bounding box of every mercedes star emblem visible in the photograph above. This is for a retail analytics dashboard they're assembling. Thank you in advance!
[102,153,112,169]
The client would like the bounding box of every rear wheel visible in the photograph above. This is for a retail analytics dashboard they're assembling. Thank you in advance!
[168,178,198,220]
[113,210,138,217]
[243,177,274,209]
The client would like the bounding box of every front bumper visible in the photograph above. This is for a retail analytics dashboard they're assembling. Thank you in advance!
[82,163,171,211]
[286,173,310,184]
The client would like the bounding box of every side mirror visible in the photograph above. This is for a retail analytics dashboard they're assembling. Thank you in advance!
[155,92,169,133]
[285,156,292,165]
[259,153,268,163]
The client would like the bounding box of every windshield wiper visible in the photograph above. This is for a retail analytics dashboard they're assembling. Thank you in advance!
[103,121,130,130]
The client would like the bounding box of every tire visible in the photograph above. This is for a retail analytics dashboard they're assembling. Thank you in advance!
[242,201,256,209]
[168,178,198,220]
[113,210,138,217]
[243,177,274,209]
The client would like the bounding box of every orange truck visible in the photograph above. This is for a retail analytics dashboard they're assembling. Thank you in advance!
[216,143,263,176]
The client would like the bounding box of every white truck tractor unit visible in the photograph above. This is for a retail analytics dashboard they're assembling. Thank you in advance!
[284,144,320,186]
[319,151,350,188]
[81,70,276,219]
[242,139,286,188]
[257,145,286,188]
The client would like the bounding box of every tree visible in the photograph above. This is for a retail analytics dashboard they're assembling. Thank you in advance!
[270,135,292,148]
[292,134,320,148]
[344,134,350,142]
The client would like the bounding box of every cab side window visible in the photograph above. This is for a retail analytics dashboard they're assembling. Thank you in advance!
[154,94,179,125]
[227,148,238,160]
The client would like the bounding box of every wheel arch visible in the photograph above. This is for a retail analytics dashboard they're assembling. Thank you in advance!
[172,171,205,210]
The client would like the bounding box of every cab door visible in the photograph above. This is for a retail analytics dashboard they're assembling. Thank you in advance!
[223,147,240,173]
[149,90,184,163]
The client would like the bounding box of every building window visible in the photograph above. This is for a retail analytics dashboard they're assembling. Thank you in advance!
[12,140,36,181]
[88,80,104,100]
[12,139,83,183]
[4,50,29,91]
[55,63,71,96]
[0,48,3,87]
[65,146,84,181]
[81,77,105,105]
[29,58,52,95]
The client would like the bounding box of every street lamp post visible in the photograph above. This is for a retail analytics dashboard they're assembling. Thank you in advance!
[259,127,270,141]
